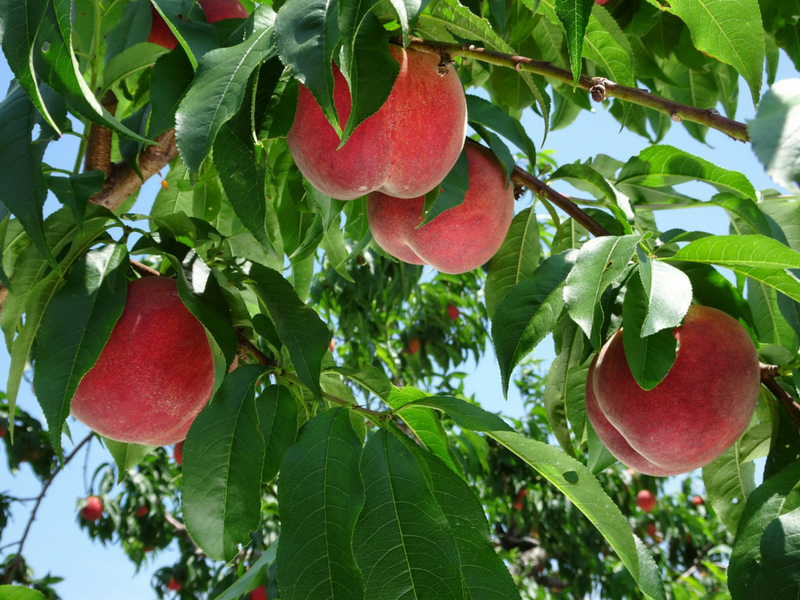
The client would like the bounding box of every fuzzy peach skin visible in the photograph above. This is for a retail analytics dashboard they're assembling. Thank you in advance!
[590,305,760,475]
[366,141,515,274]
[584,357,673,476]
[286,45,468,200]
[70,277,214,446]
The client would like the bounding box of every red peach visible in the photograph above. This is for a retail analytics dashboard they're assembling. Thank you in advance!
[447,304,460,321]
[367,141,514,274]
[174,441,184,466]
[591,305,759,475]
[287,46,467,201]
[70,277,214,446]
[596,0,613,5]
[636,490,657,513]
[136,505,149,517]
[249,587,268,600]
[692,495,704,507]
[514,488,528,510]
[407,337,421,355]
[81,496,103,521]
[645,522,657,538]
[166,577,182,591]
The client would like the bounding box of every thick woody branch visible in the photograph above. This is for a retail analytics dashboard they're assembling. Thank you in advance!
[760,363,800,428]
[84,91,118,175]
[511,167,611,237]
[403,38,749,143]
[88,129,178,212]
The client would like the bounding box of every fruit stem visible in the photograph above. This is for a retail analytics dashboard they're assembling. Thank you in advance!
[761,363,800,428]
[400,37,750,143]
[3,432,94,584]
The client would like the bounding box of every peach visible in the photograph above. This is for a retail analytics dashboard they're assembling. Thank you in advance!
[174,441,184,465]
[588,305,760,476]
[81,496,103,521]
[407,337,421,355]
[286,46,467,200]
[147,0,248,49]
[447,304,460,321]
[70,277,214,446]
[636,490,657,512]
[367,141,515,274]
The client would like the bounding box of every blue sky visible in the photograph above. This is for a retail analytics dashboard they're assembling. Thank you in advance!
[0,36,797,600]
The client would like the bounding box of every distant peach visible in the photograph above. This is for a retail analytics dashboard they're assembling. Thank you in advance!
[81,496,103,521]
[636,490,657,513]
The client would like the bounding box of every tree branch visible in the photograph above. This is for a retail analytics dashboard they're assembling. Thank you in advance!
[403,38,749,142]
[760,363,800,428]
[511,167,611,237]
[88,129,177,212]
[84,91,118,175]
[3,433,94,584]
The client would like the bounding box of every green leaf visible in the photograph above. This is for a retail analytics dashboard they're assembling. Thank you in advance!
[0,83,65,268]
[102,42,169,91]
[729,461,800,599]
[175,15,275,172]
[149,46,195,138]
[637,252,692,336]
[338,9,399,146]
[103,438,156,482]
[422,146,469,226]
[555,0,595,85]
[669,235,800,269]
[749,79,800,197]
[353,427,467,600]
[277,408,364,600]
[256,385,298,483]
[754,507,800,599]
[583,5,636,87]
[702,413,770,535]
[247,264,330,400]
[33,243,128,459]
[182,365,266,562]
[485,207,541,318]
[214,84,279,258]
[466,94,536,162]
[389,0,428,40]
[105,0,151,65]
[716,193,774,237]
[544,318,591,455]
[412,396,667,600]
[384,385,462,475]
[212,544,278,600]
[274,0,340,133]
[421,0,550,136]
[46,171,105,232]
[0,586,47,600]
[492,249,577,397]
[256,59,299,141]
[563,234,641,348]
[617,145,757,201]
[668,0,764,105]
[549,162,634,225]
[748,279,800,362]
[671,261,755,330]
[621,271,678,391]
[396,428,521,600]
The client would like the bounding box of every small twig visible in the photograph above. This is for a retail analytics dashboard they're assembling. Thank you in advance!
[511,167,611,237]
[89,129,178,212]
[677,540,715,580]
[84,91,118,175]
[4,433,94,584]
[401,38,749,143]
[760,363,800,428]
[130,259,162,278]
[237,330,277,368]
[164,513,205,557]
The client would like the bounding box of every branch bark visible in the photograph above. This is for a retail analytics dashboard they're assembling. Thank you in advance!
[402,38,749,142]
[760,363,800,428]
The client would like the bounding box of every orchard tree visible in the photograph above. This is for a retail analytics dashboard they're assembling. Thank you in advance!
[0,0,799,598]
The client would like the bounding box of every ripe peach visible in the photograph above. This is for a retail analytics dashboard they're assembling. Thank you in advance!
[596,0,613,5]
[588,305,759,476]
[287,46,467,200]
[70,277,214,446]
[636,490,657,513]
[147,0,248,49]
[645,522,657,538]
[249,587,268,600]
[136,505,149,517]
[691,495,704,507]
[367,141,514,274]
[174,441,184,466]
[407,337,421,355]
[447,304,460,321]
[81,496,103,521]
[166,577,182,591]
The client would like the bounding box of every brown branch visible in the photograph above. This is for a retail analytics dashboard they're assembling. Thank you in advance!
[84,91,118,175]
[511,167,611,237]
[164,513,205,557]
[130,259,161,278]
[89,129,178,212]
[760,363,800,428]
[4,433,94,584]
[403,38,749,142]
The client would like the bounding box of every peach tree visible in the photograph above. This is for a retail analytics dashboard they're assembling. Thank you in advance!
[0,0,799,598]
